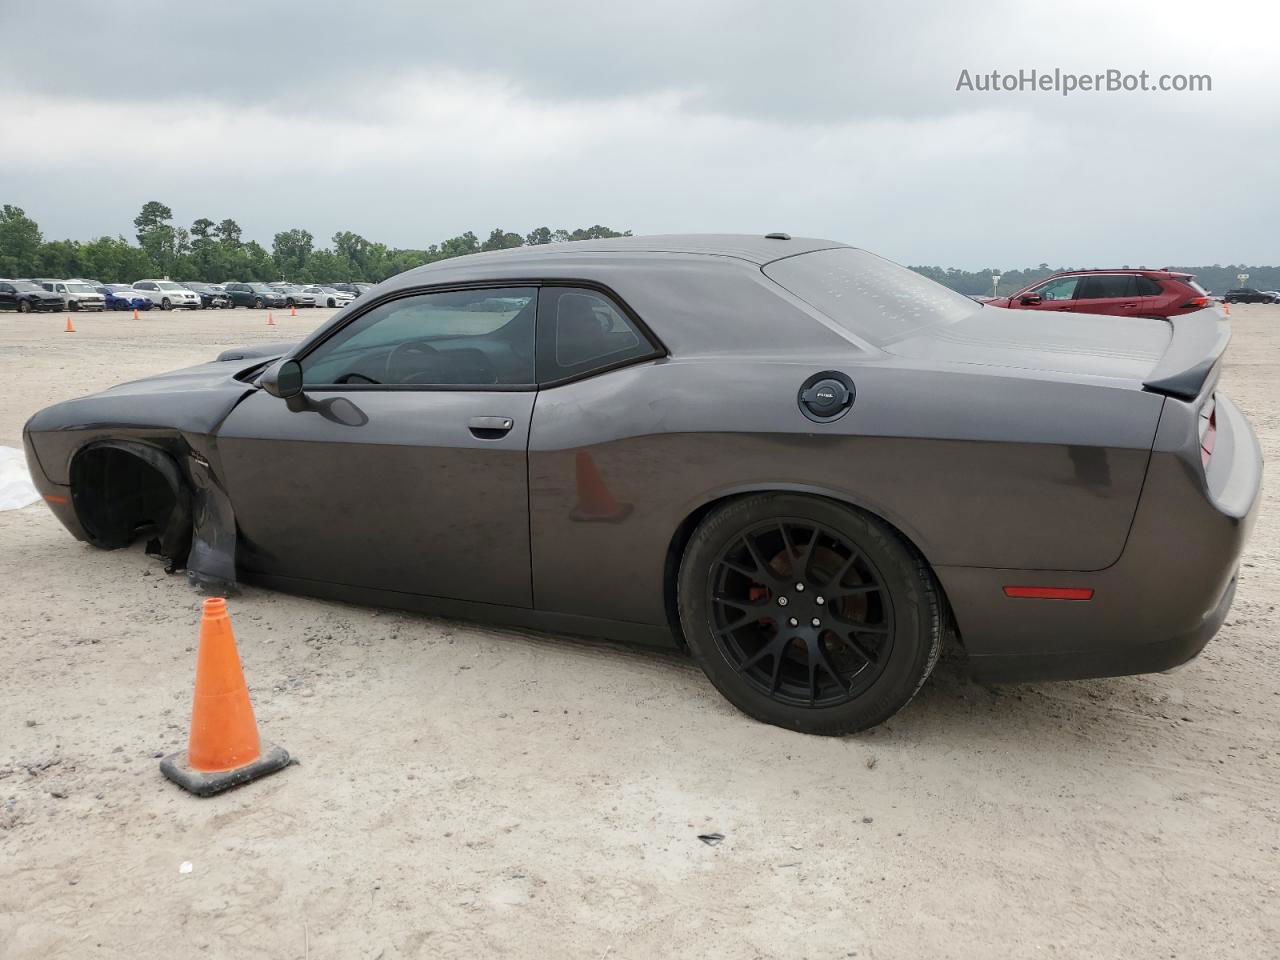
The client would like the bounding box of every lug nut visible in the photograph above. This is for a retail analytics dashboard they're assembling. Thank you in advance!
[816,596,825,605]
[795,583,805,592]
[811,618,822,627]
[788,617,799,627]
[777,596,789,607]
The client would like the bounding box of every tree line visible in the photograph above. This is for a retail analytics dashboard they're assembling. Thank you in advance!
[1,201,1275,295]
[0,202,631,284]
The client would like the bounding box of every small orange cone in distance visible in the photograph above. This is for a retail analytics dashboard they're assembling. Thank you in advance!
[266,311,275,326]
[290,304,297,317]
[132,307,140,319]
[570,451,633,522]
[160,598,290,797]
[64,316,75,333]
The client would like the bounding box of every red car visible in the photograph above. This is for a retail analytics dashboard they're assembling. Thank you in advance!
[989,269,1213,319]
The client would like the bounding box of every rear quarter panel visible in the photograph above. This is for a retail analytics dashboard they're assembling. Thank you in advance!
[529,356,1164,625]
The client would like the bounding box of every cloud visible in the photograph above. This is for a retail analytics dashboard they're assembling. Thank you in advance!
[1,0,1277,267]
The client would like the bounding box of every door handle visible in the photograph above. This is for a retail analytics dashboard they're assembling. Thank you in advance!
[468,416,515,439]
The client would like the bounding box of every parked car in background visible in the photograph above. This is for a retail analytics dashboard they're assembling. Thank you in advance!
[102,284,154,311]
[133,280,200,310]
[327,282,374,297]
[270,284,317,308]
[0,279,64,313]
[34,279,107,311]
[1223,287,1277,304]
[304,285,355,308]
[222,282,287,309]
[988,269,1214,319]
[181,283,232,309]
[1261,291,1280,303]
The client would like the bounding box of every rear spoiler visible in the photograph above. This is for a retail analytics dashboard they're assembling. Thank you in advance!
[1143,309,1231,401]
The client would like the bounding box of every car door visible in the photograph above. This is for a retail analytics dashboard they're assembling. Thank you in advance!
[215,285,539,607]
[0,283,15,311]
[1075,274,1145,317]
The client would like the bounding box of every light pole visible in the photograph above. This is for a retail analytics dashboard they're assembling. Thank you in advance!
[992,273,1002,299]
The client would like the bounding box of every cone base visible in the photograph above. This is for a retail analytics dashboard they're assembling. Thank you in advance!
[161,741,291,797]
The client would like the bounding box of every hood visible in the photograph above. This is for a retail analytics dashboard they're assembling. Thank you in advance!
[884,305,1172,386]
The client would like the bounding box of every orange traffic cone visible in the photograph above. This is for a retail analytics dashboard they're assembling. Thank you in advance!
[160,598,290,796]
[64,316,75,333]
[290,305,297,317]
[266,312,275,326]
[570,451,633,522]
[132,308,140,319]
[1223,302,1231,315]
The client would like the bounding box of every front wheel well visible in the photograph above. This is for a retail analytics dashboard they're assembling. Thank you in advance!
[662,490,958,650]
[69,442,192,558]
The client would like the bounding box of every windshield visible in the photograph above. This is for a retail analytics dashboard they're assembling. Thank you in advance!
[12,281,40,292]
[763,247,980,347]
[156,281,185,291]
[67,283,97,293]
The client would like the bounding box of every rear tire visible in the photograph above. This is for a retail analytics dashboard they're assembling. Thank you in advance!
[677,494,941,735]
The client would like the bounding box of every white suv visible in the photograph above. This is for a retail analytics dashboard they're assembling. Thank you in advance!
[133,279,200,310]
[36,279,107,311]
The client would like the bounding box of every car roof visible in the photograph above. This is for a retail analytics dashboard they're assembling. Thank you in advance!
[418,234,839,270]
[1036,267,1194,280]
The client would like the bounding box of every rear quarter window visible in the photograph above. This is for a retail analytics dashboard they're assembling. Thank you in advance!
[762,247,979,347]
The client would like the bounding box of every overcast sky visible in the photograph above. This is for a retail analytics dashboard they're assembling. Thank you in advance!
[2,0,1276,268]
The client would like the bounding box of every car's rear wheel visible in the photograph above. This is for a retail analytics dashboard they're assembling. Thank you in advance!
[678,494,941,735]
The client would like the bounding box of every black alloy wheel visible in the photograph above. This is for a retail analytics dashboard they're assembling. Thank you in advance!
[679,494,942,735]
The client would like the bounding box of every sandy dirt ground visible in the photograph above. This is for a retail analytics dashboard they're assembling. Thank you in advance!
[1,305,1277,959]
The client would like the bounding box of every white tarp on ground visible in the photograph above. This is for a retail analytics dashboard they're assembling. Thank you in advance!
[0,446,41,511]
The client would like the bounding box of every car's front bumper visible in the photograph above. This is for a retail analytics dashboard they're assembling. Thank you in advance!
[941,391,1262,683]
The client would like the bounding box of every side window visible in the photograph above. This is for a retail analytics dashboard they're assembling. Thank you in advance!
[1033,276,1079,301]
[1077,275,1135,299]
[536,287,658,383]
[300,287,536,387]
[1133,276,1163,296]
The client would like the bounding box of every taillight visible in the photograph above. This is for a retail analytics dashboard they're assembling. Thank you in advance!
[1183,297,1209,308]
[1003,586,1094,600]
[1199,396,1217,468]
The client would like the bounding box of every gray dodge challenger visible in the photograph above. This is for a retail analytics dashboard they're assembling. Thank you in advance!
[23,235,1261,734]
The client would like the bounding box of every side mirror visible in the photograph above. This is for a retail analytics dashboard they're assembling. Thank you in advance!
[1019,293,1042,306]
[261,358,303,400]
